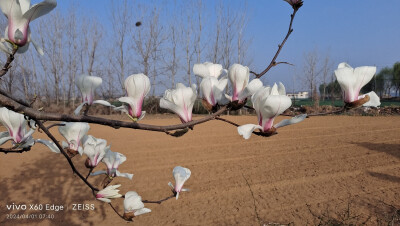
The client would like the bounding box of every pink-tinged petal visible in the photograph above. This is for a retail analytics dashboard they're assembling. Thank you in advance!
[228,64,250,100]
[22,0,57,22]
[172,166,191,195]
[76,75,102,105]
[334,63,376,103]
[238,124,263,140]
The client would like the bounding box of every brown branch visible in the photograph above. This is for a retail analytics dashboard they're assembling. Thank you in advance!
[0,47,18,78]
[251,8,299,78]
[0,146,31,154]
[46,123,65,130]
[108,203,124,220]
[215,117,240,127]
[35,120,99,191]
[0,92,229,132]
[142,194,175,204]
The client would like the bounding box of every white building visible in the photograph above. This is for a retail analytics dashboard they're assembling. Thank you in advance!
[286,91,309,99]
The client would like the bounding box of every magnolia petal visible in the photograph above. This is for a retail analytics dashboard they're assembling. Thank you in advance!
[35,139,60,153]
[176,192,180,200]
[61,141,68,149]
[19,136,34,148]
[0,0,14,16]
[23,0,57,22]
[0,41,12,54]
[181,188,190,192]
[208,63,223,78]
[74,102,87,115]
[97,198,111,203]
[278,82,286,95]
[0,131,10,139]
[19,0,30,14]
[91,170,107,176]
[134,208,151,216]
[17,42,30,54]
[93,100,113,107]
[338,62,351,69]
[215,76,229,105]
[274,114,307,129]
[193,63,209,78]
[160,98,181,116]
[31,38,44,55]
[168,182,174,189]
[137,111,146,121]
[116,170,133,180]
[361,91,381,107]
[238,124,263,140]
[238,78,263,101]
[0,136,13,146]
[113,106,128,114]
[225,94,232,102]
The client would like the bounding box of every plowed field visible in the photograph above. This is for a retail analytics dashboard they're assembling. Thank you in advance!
[1,115,400,225]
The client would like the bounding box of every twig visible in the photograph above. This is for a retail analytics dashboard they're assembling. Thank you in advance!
[35,120,99,191]
[46,123,66,130]
[86,168,93,180]
[251,8,299,78]
[242,172,262,226]
[215,117,240,127]
[0,47,18,78]
[108,203,124,219]
[142,194,175,204]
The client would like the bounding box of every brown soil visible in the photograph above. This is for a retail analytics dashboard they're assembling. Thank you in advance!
[0,115,400,225]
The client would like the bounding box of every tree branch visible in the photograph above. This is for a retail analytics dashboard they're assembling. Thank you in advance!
[0,92,230,132]
[250,8,299,78]
[35,120,99,191]
[0,47,18,78]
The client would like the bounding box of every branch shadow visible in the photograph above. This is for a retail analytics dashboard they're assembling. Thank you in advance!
[354,142,400,159]
[367,171,400,184]
[0,152,107,226]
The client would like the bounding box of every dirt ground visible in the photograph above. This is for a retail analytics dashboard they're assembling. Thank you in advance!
[0,115,399,226]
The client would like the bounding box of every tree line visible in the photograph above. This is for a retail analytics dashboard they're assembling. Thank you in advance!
[0,0,252,110]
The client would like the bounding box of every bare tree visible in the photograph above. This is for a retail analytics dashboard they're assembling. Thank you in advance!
[109,0,134,93]
[303,50,321,100]
[320,55,332,101]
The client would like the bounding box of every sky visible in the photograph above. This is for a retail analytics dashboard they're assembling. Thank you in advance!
[54,0,400,92]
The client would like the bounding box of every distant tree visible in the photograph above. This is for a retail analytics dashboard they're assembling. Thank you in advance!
[393,62,400,97]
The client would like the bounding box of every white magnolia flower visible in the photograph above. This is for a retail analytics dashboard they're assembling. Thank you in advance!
[160,83,197,123]
[123,191,151,217]
[0,0,57,55]
[226,64,263,103]
[334,63,379,107]
[200,76,229,108]
[238,83,306,139]
[193,62,226,78]
[168,166,191,200]
[91,150,133,180]
[58,122,90,153]
[116,74,150,121]
[74,75,112,115]
[81,135,110,167]
[96,184,123,203]
[0,107,34,148]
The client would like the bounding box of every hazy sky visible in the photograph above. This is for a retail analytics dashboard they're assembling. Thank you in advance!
[55,0,400,92]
